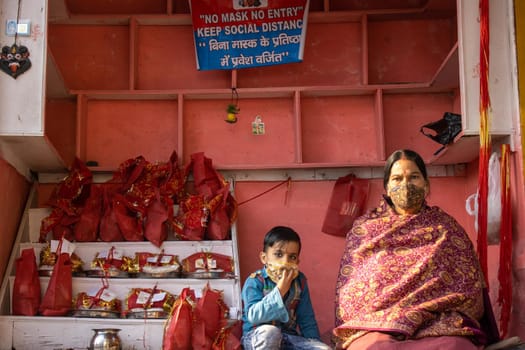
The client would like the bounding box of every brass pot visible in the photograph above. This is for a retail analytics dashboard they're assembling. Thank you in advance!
[89,328,122,350]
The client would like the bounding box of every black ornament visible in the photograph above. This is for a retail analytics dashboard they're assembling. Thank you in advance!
[1,44,32,79]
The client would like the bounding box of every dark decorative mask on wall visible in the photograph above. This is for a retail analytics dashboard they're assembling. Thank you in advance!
[1,44,32,79]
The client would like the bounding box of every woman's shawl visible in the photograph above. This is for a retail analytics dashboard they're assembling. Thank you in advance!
[334,198,488,345]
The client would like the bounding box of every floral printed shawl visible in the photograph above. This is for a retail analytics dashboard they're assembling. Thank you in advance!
[334,198,489,346]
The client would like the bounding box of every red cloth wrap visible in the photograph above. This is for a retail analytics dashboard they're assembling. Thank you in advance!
[12,248,41,316]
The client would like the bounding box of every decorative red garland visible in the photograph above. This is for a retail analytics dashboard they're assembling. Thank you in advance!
[477,0,491,286]
[498,144,512,337]
[238,177,292,206]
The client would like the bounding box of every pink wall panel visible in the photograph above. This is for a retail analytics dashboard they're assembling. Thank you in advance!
[238,22,363,88]
[383,93,457,159]
[84,100,178,166]
[48,25,130,90]
[136,26,231,90]
[45,99,77,167]
[65,0,167,14]
[0,159,30,283]
[368,19,456,84]
[183,98,296,166]
[301,94,379,163]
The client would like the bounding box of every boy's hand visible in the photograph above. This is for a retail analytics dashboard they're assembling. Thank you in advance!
[277,266,297,297]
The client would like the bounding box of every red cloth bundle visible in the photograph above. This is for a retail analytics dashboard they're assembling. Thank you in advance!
[183,152,237,241]
[206,186,237,241]
[212,320,242,350]
[74,285,122,316]
[111,155,149,193]
[185,152,224,199]
[74,185,102,242]
[39,240,73,316]
[99,187,124,242]
[160,151,185,205]
[321,174,370,236]
[39,241,84,276]
[192,315,213,349]
[144,189,169,247]
[196,283,229,341]
[90,247,132,274]
[163,288,195,350]
[113,193,144,242]
[173,194,208,240]
[12,248,41,316]
[39,158,93,242]
[135,251,180,275]
[125,286,175,315]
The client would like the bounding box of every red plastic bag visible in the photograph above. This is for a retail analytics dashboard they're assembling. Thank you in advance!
[163,288,195,350]
[39,240,73,316]
[321,174,370,236]
[12,248,41,316]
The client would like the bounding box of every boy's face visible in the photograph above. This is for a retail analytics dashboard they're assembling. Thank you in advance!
[260,240,300,282]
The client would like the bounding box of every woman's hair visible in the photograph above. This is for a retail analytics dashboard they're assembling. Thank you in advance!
[263,226,301,253]
[383,149,428,190]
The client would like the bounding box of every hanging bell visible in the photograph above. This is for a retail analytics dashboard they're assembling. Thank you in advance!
[225,103,240,123]
[225,88,240,123]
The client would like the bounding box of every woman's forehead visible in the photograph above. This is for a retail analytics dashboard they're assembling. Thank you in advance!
[390,159,420,175]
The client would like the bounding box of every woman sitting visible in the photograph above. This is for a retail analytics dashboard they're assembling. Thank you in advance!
[333,149,499,350]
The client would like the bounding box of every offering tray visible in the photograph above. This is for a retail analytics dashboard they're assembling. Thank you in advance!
[182,270,225,279]
[126,308,168,319]
[134,271,181,278]
[72,309,121,318]
[86,269,128,278]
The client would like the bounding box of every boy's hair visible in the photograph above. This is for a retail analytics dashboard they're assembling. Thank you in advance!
[263,226,301,253]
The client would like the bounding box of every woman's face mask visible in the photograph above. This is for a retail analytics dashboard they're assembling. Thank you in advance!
[386,159,428,214]
[387,183,426,212]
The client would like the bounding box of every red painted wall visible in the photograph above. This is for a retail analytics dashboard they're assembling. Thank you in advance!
[0,159,30,283]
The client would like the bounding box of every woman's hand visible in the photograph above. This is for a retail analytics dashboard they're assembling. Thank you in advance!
[340,331,398,349]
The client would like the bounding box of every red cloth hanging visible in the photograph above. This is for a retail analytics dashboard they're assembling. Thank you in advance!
[476,0,491,285]
[497,144,512,337]
[12,248,41,316]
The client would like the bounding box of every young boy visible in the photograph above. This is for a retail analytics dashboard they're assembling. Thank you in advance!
[241,226,332,350]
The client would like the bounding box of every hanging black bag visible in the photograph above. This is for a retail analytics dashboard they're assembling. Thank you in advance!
[420,112,462,155]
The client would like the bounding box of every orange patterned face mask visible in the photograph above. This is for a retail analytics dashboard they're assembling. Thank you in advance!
[265,261,299,284]
[387,183,425,212]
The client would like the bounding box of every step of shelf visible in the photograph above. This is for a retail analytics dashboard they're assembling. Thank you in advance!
[20,240,236,272]
[0,315,166,349]
[8,275,240,316]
